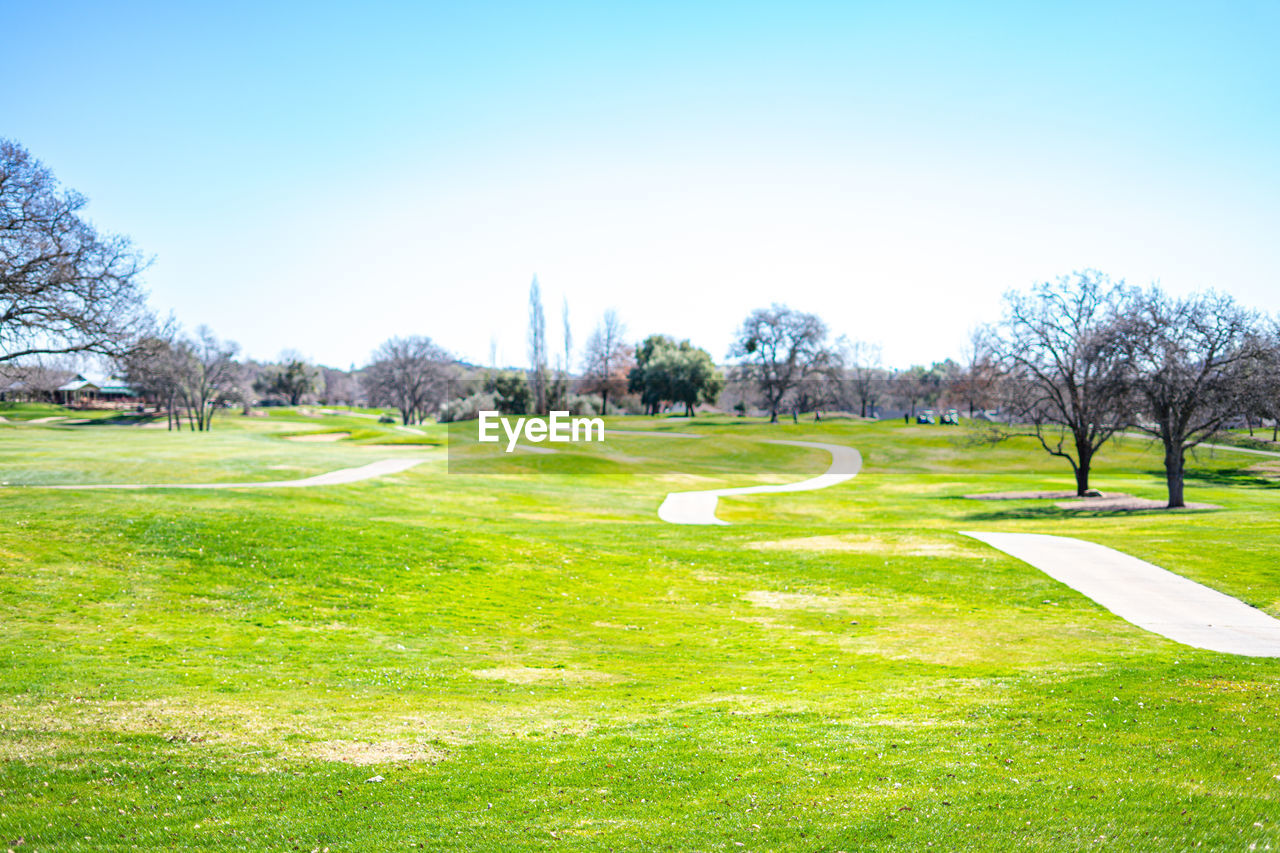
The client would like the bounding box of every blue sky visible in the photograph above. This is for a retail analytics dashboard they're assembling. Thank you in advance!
[6,1,1278,369]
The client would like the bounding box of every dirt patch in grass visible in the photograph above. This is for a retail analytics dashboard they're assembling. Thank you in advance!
[470,666,620,684]
[744,590,868,612]
[308,739,448,765]
[746,534,974,557]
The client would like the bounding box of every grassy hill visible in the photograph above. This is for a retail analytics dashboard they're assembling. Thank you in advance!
[1,412,1278,850]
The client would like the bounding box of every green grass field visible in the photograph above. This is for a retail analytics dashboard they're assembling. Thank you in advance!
[2,408,1278,850]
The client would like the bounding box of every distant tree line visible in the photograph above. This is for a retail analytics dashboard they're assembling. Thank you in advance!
[4,138,1278,507]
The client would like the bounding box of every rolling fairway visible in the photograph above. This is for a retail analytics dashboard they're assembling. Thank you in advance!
[2,412,1279,850]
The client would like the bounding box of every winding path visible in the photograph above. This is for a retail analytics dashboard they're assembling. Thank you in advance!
[962,531,1280,657]
[646,434,1279,657]
[34,458,429,490]
[657,440,862,525]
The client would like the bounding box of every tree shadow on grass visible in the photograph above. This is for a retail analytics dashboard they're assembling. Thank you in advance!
[963,504,1220,522]
[1180,467,1280,490]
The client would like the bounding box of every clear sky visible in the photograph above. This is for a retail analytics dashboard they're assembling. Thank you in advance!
[6,1,1278,370]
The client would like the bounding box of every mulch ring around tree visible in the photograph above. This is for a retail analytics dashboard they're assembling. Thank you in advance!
[963,490,1219,511]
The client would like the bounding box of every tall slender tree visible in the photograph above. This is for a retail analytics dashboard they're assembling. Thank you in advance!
[527,276,548,414]
[561,296,573,378]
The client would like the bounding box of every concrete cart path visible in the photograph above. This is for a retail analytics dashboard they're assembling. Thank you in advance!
[1195,441,1280,459]
[658,440,862,525]
[1118,433,1280,460]
[35,458,429,490]
[961,531,1280,657]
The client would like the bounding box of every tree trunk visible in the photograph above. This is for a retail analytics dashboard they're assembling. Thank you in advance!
[860,399,867,417]
[1074,464,1090,497]
[1164,443,1186,508]
[770,409,778,423]
[1074,438,1093,496]
[601,390,608,417]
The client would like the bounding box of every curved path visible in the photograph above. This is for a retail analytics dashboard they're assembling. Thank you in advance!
[36,458,428,491]
[658,440,861,525]
[645,433,1277,657]
[962,531,1280,657]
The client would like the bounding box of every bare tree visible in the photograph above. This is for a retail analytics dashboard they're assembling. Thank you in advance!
[985,271,1131,496]
[178,327,240,431]
[1,139,151,363]
[955,327,999,418]
[728,304,831,423]
[123,323,188,430]
[363,336,452,425]
[581,310,631,414]
[1242,329,1280,442]
[321,366,359,408]
[843,339,884,417]
[1118,287,1269,508]
[229,362,259,416]
[527,276,548,414]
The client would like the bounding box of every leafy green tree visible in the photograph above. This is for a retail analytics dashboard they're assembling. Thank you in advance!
[485,371,532,415]
[257,357,320,406]
[629,336,723,416]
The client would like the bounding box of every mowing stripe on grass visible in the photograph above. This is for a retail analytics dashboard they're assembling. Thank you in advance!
[961,530,1280,657]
